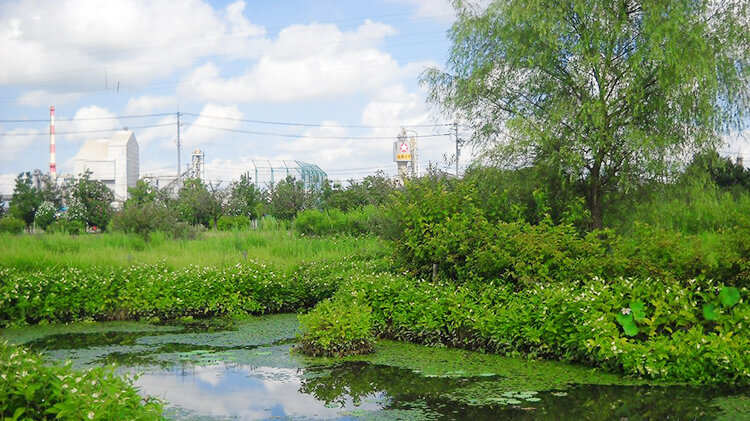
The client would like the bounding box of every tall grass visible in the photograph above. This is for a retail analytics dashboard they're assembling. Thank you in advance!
[0,229,382,272]
[607,176,750,235]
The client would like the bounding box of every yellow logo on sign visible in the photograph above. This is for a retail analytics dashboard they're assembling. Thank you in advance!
[396,153,411,160]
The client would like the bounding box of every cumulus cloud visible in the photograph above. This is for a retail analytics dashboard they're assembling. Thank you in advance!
[201,84,454,183]
[0,0,268,97]
[0,172,20,196]
[124,95,177,115]
[389,0,455,22]
[0,127,43,164]
[58,105,122,143]
[17,90,82,107]
[178,20,426,103]
[181,103,243,149]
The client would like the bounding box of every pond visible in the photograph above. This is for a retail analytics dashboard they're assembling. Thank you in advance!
[2,314,747,420]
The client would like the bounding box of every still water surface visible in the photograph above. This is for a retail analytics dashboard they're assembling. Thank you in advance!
[2,314,746,420]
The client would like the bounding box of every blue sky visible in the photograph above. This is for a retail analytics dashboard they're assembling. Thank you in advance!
[2,0,747,196]
[0,0,462,194]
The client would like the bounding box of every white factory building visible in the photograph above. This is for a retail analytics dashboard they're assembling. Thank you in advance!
[73,130,139,203]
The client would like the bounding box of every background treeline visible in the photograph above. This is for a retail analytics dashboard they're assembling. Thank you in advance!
[2,149,749,245]
[0,170,397,237]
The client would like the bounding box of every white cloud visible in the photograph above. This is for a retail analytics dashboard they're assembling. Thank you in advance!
[276,122,366,172]
[202,85,454,183]
[389,0,455,23]
[124,95,177,115]
[723,129,750,168]
[0,0,268,97]
[17,90,82,107]
[133,115,177,147]
[0,172,19,196]
[181,103,243,148]
[178,20,420,103]
[58,105,122,143]
[0,127,43,164]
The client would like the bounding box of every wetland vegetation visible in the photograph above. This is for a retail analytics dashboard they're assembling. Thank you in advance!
[2,0,750,419]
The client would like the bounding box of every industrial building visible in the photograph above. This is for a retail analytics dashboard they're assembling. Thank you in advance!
[73,130,139,203]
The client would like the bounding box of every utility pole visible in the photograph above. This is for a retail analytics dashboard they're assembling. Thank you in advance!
[176,108,182,180]
[454,122,461,177]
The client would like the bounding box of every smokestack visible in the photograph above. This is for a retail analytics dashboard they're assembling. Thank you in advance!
[50,105,56,177]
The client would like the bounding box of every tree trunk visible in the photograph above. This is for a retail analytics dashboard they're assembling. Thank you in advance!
[589,164,603,230]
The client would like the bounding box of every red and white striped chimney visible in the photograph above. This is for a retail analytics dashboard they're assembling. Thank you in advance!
[49,105,56,177]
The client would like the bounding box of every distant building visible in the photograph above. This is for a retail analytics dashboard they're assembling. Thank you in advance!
[73,130,139,203]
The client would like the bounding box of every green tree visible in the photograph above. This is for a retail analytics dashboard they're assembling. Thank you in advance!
[126,179,158,207]
[423,0,750,228]
[37,173,62,208]
[323,172,398,211]
[9,172,40,228]
[269,175,315,220]
[226,173,261,219]
[176,178,225,229]
[67,171,114,230]
[35,201,57,230]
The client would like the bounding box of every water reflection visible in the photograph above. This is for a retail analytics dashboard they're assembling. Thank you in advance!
[4,316,746,420]
[136,364,379,420]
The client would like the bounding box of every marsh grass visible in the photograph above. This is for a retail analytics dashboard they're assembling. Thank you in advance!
[0,229,381,272]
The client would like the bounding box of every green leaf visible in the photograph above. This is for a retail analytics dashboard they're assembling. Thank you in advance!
[719,287,740,308]
[616,313,639,337]
[629,301,646,321]
[23,385,38,401]
[703,303,718,321]
[12,407,25,421]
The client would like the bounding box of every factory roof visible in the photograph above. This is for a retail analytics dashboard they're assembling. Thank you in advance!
[73,131,135,161]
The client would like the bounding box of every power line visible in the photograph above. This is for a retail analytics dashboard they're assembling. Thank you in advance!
[183,112,453,129]
[0,122,176,136]
[0,112,175,123]
[2,111,458,131]
[187,123,449,140]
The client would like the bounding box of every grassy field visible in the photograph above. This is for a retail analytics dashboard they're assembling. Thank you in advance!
[0,229,382,272]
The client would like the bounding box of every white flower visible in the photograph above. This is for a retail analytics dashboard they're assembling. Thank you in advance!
[621,307,631,315]
[87,411,95,419]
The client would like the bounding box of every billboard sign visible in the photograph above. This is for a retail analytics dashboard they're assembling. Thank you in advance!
[394,140,411,162]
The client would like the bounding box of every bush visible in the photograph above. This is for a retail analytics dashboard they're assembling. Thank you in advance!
[111,202,199,240]
[293,205,383,236]
[35,200,57,230]
[0,217,25,234]
[387,171,750,286]
[297,298,375,357]
[330,272,750,385]
[47,219,86,235]
[217,215,251,231]
[0,259,343,326]
[0,342,163,419]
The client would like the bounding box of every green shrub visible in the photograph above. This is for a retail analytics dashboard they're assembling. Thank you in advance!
[294,209,334,235]
[0,217,25,234]
[111,202,199,240]
[47,219,86,235]
[0,259,345,326]
[330,272,750,385]
[257,215,289,231]
[297,298,375,357]
[294,205,383,236]
[217,215,251,231]
[0,342,163,419]
[35,200,57,230]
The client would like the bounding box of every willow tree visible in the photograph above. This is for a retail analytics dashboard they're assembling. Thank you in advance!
[423,0,750,228]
